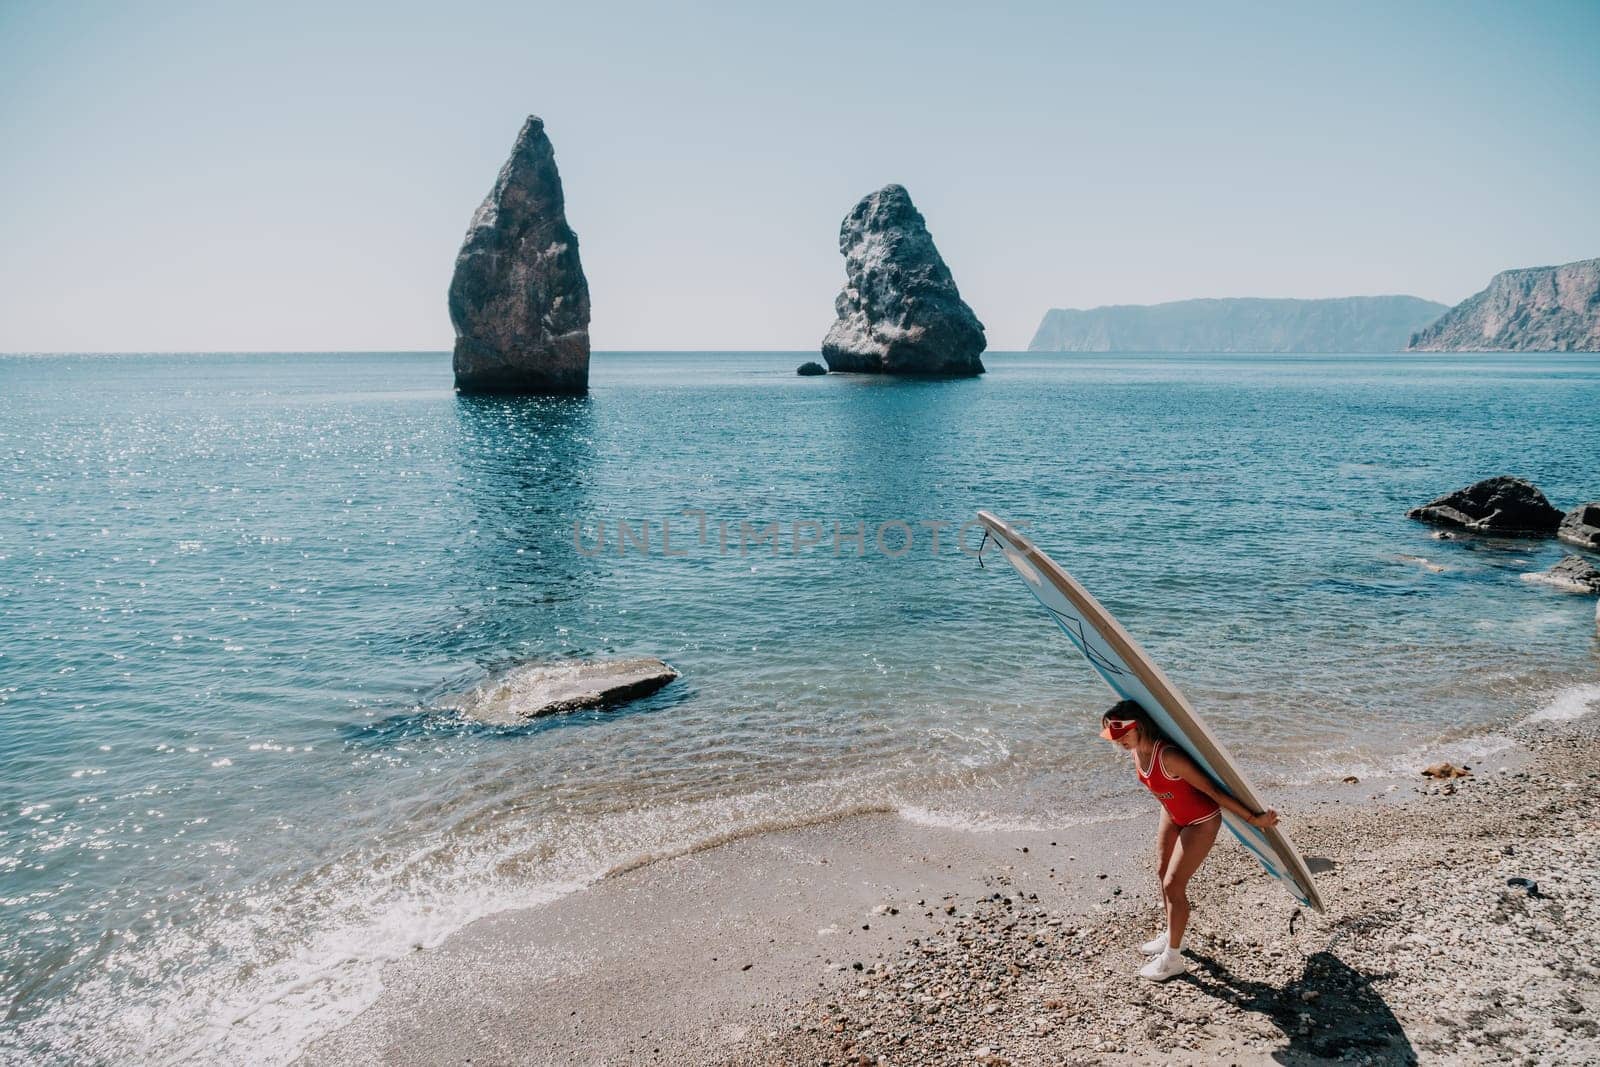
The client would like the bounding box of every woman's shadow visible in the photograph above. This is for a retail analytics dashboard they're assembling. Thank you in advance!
[1182,947,1417,1065]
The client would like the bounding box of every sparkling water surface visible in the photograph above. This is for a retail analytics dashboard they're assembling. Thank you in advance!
[2,350,1597,1062]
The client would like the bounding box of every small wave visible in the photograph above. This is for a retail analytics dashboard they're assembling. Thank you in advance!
[897,805,1138,833]
[11,776,916,1066]
[602,801,896,878]
[1390,553,1449,573]
[9,875,590,1067]
[1275,731,1517,787]
[1528,682,1600,723]
[1476,608,1582,636]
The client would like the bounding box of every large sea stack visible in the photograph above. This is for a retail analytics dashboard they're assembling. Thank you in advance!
[821,184,985,376]
[1408,258,1600,352]
[449,116,591,394]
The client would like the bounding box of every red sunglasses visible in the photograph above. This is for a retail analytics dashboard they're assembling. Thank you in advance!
[1099,718,1137,741]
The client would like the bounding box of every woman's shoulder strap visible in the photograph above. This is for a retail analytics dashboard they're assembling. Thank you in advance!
[1155,740,1178,780]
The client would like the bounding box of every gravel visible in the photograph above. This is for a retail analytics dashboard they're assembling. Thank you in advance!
[719,721,1600,1066]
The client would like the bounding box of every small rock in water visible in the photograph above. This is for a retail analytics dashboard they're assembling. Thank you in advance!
[1558,501,1600,549]
[1406,476,1563,537]
[442,657,679,724]
[796,361,828,376]
[1527,554,1600,593]
[1422,762,1472,780]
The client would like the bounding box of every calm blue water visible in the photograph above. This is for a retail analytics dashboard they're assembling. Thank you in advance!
[2,351,1597,1062]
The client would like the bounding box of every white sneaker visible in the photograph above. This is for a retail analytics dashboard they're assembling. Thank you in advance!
[1139,931,1170,955]
[1138,947,1188,982]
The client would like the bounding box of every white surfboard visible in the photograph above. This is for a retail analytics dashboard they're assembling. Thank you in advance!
[977,511,1324,911]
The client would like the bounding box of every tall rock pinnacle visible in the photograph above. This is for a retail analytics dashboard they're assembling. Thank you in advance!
[449,116,591,394]
[821,184,985,376]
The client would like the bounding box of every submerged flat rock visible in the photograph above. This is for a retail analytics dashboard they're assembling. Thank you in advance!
[445,657,678,724]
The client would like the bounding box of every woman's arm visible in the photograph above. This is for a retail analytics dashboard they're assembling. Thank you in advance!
[1161,747,1279,828]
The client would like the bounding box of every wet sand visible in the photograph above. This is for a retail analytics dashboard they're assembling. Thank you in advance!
[302,716,1597,1066]
[299,806,1150,1064]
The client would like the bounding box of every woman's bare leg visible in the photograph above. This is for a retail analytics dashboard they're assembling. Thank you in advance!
[1154,810,1179,929]
[1161,816,1221,949]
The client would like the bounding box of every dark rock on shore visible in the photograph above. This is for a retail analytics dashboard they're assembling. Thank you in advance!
[443,657,677,724]
[449,116,591,394]
[1407,476,1564,537]
[796,361,827,376]
[1559,502,1600,550]
[1408,258,1600,352]
[1536,555,1600,594]
[821,184,985,376]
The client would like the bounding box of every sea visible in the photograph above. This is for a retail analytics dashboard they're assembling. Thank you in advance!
[2,350,1597,1063]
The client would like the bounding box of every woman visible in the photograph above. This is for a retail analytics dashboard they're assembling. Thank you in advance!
[1100,698,1279,981]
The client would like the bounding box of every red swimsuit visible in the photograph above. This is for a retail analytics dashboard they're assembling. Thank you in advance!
[1137,741,1221,827]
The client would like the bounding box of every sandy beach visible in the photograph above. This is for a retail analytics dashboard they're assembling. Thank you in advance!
[299,712,1598,1066]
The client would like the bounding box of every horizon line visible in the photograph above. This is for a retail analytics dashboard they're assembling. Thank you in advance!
[0,348,847,356]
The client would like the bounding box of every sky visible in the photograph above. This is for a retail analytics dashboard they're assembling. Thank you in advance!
[1,0,1597,352]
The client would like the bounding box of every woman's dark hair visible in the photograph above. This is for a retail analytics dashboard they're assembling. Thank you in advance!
[1103,698,1165,741]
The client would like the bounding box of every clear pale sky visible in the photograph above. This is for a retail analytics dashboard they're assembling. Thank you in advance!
[2,1,1597,352]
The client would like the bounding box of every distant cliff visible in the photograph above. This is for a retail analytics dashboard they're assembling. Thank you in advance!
[1407,259,1600,352]
[1028,296,1447,353]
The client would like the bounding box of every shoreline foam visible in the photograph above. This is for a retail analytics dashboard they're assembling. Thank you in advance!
[12,700,1573,1067]
[1528,680,1600,722]
[298,713,1599,1065]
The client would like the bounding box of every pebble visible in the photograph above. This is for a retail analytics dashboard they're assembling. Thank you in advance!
[719,728,1600,1066]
